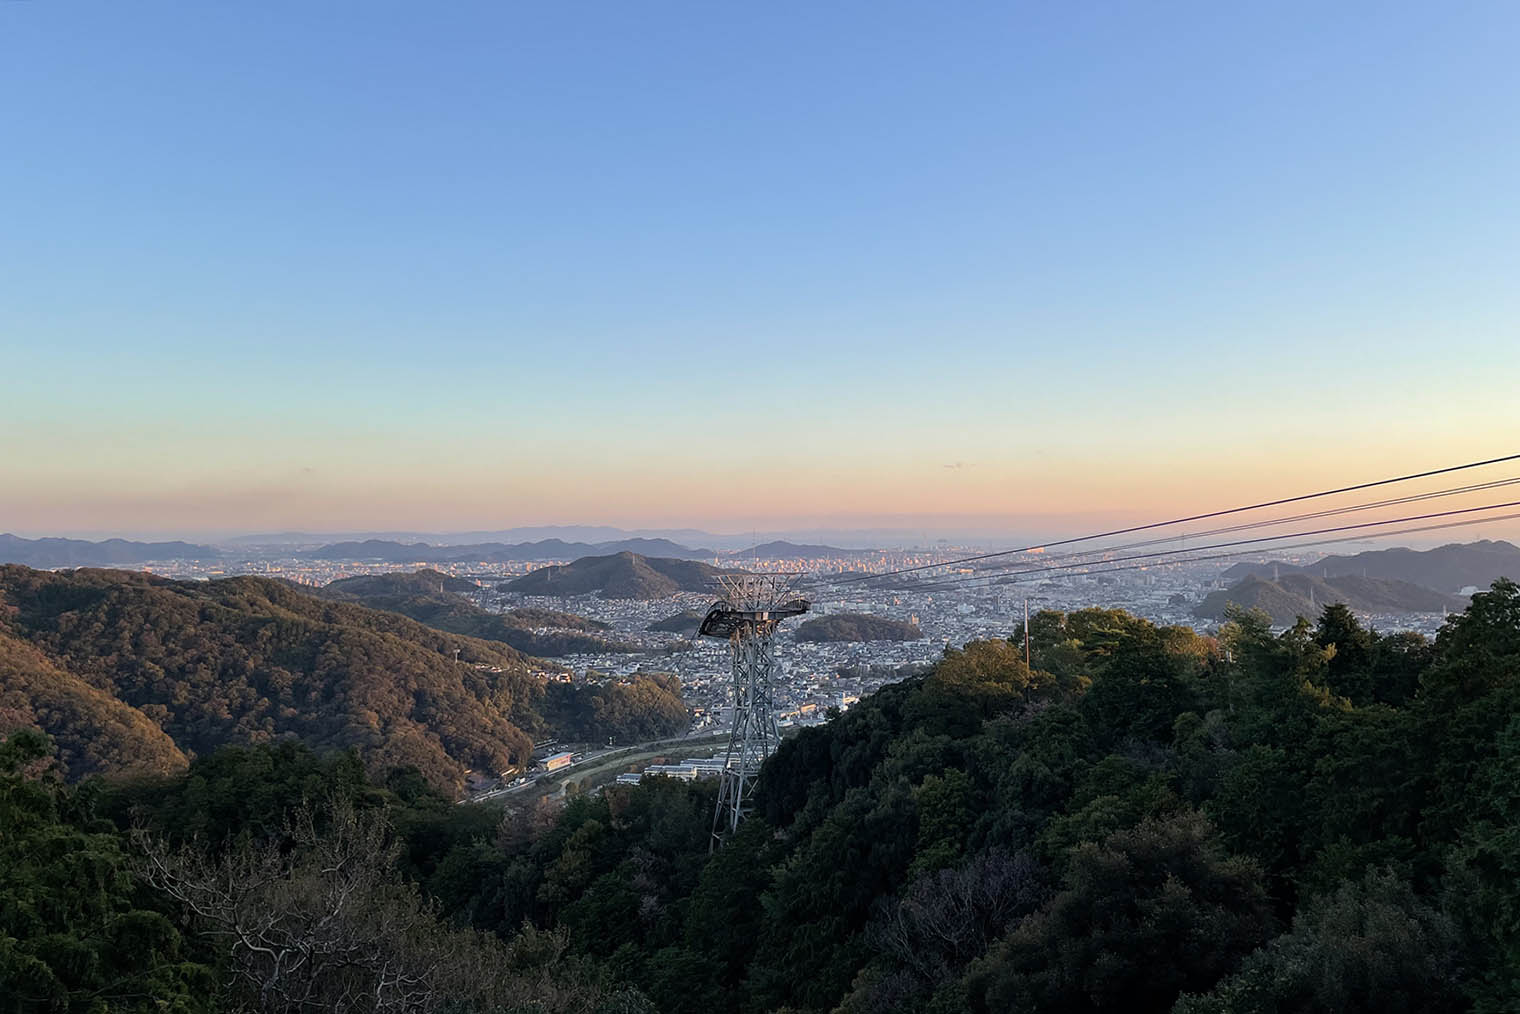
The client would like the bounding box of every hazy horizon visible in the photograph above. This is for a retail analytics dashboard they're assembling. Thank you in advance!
[8,516,1520,555]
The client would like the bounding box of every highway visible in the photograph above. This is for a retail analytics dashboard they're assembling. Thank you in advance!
[459,728,734,805]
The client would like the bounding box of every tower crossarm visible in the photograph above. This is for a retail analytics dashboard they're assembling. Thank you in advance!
[698,598,809,639]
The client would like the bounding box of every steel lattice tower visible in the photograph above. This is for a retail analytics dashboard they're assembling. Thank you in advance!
[699,574,808,849]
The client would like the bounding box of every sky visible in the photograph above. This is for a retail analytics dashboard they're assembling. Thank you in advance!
[2,1,1519,539]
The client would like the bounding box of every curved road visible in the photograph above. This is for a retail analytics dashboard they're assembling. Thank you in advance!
[461,729,734,805]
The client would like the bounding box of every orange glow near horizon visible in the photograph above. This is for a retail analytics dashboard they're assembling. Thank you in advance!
[6,436,1520,542]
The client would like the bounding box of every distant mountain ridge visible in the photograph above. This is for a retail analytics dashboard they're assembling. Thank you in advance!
[1195,572,1466,625]
[224,527,908,551]
[226,526,725,548]
[300,537,712,563]
[730,541,873,560]
[0,533,219,568]
[507,553,737,600]
[1221,540,1520,594]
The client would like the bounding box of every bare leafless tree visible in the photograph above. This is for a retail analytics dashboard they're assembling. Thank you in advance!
[137,794,651,1014]
[136,796,461,1012]
[870,849,1047,987]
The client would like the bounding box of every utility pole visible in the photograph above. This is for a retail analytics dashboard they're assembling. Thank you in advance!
[1024,598,1030,667]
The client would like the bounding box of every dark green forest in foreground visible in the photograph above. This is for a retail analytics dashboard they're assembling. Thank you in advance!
[6,581,1520,1012]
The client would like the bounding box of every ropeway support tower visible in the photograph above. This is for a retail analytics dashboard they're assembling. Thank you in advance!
[699,573,808,849]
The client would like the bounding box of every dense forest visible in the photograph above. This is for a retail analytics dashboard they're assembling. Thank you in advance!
[315,570,639,656]
[0,567,686,792]
[0,733,654,1013]
[543,672,690,745]
[445,586,1520,1013]
[505,607,613,633]
[1194,572,1463,624]
[5,579,1520,1011]
[1221,539,1520,593]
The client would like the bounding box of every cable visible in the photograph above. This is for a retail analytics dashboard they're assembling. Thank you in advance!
[1028,475,1520,562]
[905,475,1520,583]
[806,476,1520,592]
[902,499,1520,593]
[866,498,1520,595]
[826,451,1520,587]
[905,506,1520,595]
[905,509,1520,595]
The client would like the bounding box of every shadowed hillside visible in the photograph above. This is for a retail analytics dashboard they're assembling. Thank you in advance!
[795,612,924,642]
[0,566,678,790]
[1221,540,1520,594]
[315,570,636,655]
[0,630,188,778]
[1195,573,1465,625]
[647,609,706,635]
[507,552,736,600]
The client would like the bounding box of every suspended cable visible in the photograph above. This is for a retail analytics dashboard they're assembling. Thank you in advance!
[864,498,1520,595]
[826,452,1520,587]
[907,508,1520,596]
[805,477,1520,592]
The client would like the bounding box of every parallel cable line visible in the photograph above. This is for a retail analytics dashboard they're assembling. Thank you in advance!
[808,477,1520,592]
[1012,475,1520,563]
[901,509,1520,596]
[869,498,1520,595]
[895,476,1520,585]
[827,452,1520,587]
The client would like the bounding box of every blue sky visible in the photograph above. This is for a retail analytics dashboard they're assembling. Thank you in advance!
[2,1,1518,536]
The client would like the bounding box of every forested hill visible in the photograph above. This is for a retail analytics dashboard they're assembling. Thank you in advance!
[9,582,1520,1011]
[320,569,480,596]
[795,612,924,641]
[648,609,706,634]
[1222,539,1520,593]
[314,569,638,655]
[410,583,1520,1014]
[507,552,734,599]
[0,566,677,790]
[1194,572,1464,624]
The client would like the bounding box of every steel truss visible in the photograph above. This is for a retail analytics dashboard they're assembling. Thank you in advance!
[701,574,808,849]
